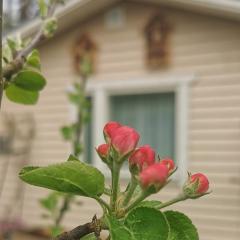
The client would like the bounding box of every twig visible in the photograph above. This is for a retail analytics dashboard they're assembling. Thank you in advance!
[0,1,58,107]
[55,75,88,228]
[55,195,71,227]
[54,215,101,240]
[73,75,87,156]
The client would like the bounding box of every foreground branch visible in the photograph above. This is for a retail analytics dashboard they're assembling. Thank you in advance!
[0,1,58,108]
[54,215,101,240]
[3,2,57,79]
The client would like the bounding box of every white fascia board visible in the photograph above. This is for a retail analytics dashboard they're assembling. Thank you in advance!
[134,0,240,21]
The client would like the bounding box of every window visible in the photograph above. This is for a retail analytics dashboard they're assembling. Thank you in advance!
[84,74,194,182]
[110,93,175,159]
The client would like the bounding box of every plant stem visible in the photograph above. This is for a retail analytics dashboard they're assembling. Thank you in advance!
[111,161,121,211]
[72,75,87,156]
[124,190,149,213]
[157,194,188,209]
[94,196,111,213]
[55,195,71,227]
[55,75,88,227]
[122,176,138,206]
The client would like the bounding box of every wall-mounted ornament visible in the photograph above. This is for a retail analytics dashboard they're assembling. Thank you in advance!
[144,12,172,69]
[72,33,97,77]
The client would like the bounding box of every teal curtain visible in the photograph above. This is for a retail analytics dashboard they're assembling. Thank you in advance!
[110,92,175,160]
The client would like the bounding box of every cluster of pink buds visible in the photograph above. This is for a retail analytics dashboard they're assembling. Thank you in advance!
[97,121,210,197]
[97,121,140,162]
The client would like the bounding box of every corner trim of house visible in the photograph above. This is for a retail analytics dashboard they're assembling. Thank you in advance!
[86,73,196,183]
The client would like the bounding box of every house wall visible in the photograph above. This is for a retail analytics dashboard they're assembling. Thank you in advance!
[1,1,240,240]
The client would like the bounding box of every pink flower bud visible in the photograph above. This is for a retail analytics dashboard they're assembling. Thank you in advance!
[190,173,209,194]
[96,144,110,158]
[183,173,209,198]
[129,145,155,172]
[96,144,111,166]
[111,126,140,158]
[160,158,175,173]
[139,163,169,191]
[103,121,121,143]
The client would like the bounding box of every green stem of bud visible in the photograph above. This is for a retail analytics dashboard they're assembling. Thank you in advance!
[94,196,111,213]
[110,161,121,212]
[122,175,138,207]
[124,190,150,213]
[157,194,188,209]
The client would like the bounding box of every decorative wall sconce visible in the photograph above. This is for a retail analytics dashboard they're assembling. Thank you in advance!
[72,33,97,77]
[145,12,172,69]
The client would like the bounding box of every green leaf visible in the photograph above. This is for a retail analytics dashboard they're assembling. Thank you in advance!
[164,211,199,240]
[50,225,64,237]
[67,154,80,162]
[136,200,162,209]
[107,216,133,240]
[125,207,170,240]
[13,70,46,91]
[40,192,59,212]
[61,125,73,140]
[5,84,39,105]
[26,50,41,70]
[38,0,48,18]
[107,207,170,240]
[19,159,105,197]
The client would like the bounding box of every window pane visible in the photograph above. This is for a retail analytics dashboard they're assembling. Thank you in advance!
[110,92,175,159]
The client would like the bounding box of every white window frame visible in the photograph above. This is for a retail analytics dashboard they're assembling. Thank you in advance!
[85,73,195,183]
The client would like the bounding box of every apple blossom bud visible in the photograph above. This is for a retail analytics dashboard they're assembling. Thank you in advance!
[103,121,121,143]
[96,144,111,166]
[183,173,209,198]
[97,144,109,158]
[160,158,175,173]
[139,163,169,192]
[129,145,155,173]
[111,126,140,159]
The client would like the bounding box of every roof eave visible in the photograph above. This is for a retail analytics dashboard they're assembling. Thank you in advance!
[133,0,240,21]
[6,0,120,40]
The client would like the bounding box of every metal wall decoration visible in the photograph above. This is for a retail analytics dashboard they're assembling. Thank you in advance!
[144,12,172,69]
[72,33,97,76]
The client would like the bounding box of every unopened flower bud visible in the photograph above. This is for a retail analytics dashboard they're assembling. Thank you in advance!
[111,126,140,160]
[103,121,121,143]
[129,145,155,173]
[160,158,175,173]
[96,144,111,166]
[183,173,209,199]
[97,144,109,158]
[139,163,169,192]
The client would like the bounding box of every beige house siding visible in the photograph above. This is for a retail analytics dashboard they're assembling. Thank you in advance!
[1,1,240,240]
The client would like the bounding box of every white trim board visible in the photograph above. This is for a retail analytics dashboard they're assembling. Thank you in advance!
[86,73,195,184]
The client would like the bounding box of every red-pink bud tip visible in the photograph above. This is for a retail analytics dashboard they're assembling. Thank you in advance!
[103,121,121,143]
[129,145,155,171]
[96,144,110,158]
[111,126,140,157]
[190,173,209,194]
[139,163,169,190]
[160,158,175,173]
